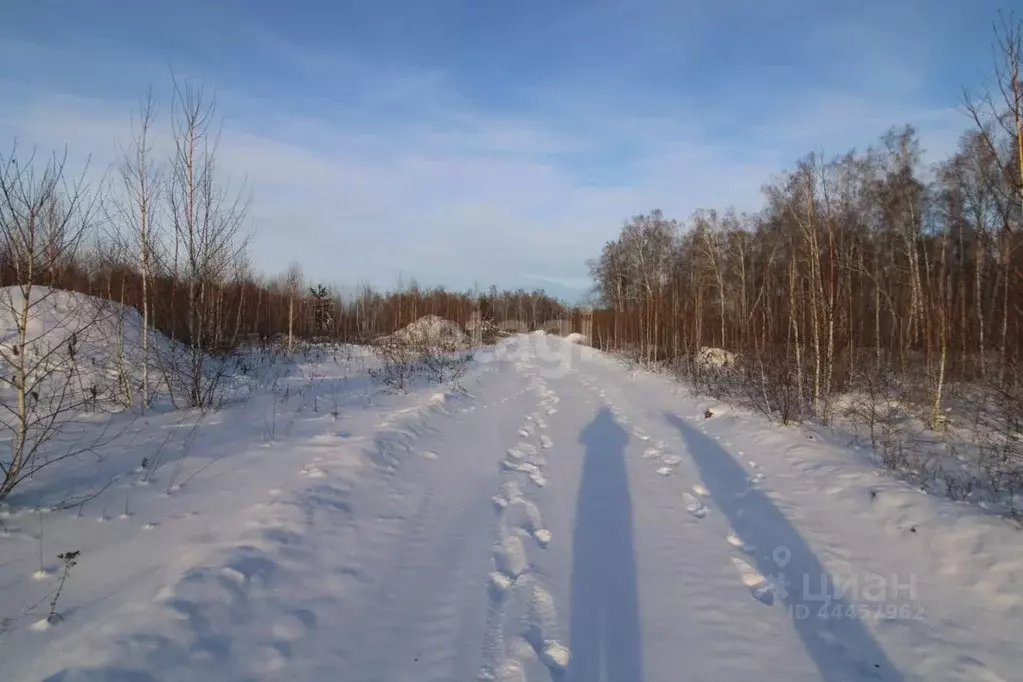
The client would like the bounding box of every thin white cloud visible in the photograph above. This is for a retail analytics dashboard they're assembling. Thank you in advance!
[0,49,974,296]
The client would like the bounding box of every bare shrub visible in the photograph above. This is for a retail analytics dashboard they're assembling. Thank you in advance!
[842,365,906,451]
[370,329,475,393]
[163,77,248,410]
[967,373,1023,514]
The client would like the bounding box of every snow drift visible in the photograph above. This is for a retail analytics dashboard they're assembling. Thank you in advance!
[0,286,181,411]
[391,315,469,349]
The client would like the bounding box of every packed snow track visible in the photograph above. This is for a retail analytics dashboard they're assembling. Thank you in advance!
[1,334,1019,682]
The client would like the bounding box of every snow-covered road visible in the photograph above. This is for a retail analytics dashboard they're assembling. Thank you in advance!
[3,335,1020,682]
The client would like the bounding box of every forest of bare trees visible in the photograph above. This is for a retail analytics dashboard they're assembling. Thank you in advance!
[587,118,1023,416]
[586,16,1023,507]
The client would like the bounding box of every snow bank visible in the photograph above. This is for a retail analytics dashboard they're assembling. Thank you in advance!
[0,286,181,410]
[564,333,589,345]
[392,315,468,349]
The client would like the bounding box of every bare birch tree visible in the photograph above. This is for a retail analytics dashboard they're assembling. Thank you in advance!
[285,261,303,353]
[109,93,162,409]
[166,77,248,408]
[0,147,101,499]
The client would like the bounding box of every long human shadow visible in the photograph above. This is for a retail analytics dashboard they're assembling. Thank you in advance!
[569,408,644,682]
[664,413,904,682]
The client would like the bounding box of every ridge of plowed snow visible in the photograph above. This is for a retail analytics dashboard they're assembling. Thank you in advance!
[0,286,188,409]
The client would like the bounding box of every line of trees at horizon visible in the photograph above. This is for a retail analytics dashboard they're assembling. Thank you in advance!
[0,78,573,361]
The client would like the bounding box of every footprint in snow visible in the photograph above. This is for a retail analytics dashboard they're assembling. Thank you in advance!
[488,571,515,596]
[481,660,528,682]
[692,483,709,496]
[643,447,662,459]
[539,641,571,671]
[656,467,673,476]
[727,533,755,554]
[539,435,553,449]
[731,556,775,605]
[508,461,541,476]
[494,534,529,579]
[300,466,327,479]
[507,442,538,459]
[682,492,708,518]
[661,454,683,466]
[533,528,552,548]
[271,613,317,650]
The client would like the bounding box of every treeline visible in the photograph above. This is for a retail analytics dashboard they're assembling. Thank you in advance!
[587,16,1023,429]
[3,259,570,345]
[0,81,569,362]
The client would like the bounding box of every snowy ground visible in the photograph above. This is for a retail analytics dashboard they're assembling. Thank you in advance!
[0,334,1020,682]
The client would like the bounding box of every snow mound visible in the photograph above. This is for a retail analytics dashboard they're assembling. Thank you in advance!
[695,346,739,369]
[392,315,468,349]
[0,286,181,410]
[564,333,589,345]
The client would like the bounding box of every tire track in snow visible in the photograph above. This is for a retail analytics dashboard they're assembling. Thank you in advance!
[325,371,532,681]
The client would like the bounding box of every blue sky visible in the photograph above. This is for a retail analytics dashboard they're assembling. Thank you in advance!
[0,0,1006,300]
